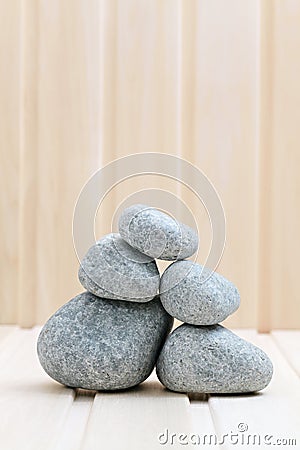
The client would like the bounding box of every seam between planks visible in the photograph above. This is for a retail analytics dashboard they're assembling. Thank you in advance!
[51,388,96,450]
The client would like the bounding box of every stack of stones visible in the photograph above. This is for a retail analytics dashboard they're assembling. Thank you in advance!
[37,204,273,393]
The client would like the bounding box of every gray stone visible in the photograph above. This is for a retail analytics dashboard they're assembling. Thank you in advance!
[118,204,198,260]
[156,324,273,393]
[37,292,173,390]
[160,260,240,325]
[78,233,159,302]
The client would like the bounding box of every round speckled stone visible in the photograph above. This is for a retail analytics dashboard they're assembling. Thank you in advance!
[37,292,173,390]
[118,204,198,261]
[78,233,159,302]
[156,324,273,394]
[160,260,240,325]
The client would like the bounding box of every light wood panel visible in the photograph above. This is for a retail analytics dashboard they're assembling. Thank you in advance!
[0,325,16,344]
[270,0,300,329]
[51,389,95,450]
[209,329,300,449]
[0,327,299,449]
[0,328,75,450]
[82,372,194,450]
[189,394,221,450]
[257,0,274,332]
[35,0,102,324]
[0,1,20,323]
[89,0,260,329]
[187,0,260,329]
[272,330,300,377]
[18,0,39,327]
[0,0,299,328]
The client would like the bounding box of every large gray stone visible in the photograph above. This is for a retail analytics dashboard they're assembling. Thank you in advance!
[37,292,173,390]
[156,324,273,393]
[119,204,198,261]
[78,233,159,302]
[160,260,240,325]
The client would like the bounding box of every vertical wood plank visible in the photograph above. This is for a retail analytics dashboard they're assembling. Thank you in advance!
[191,0,260,328]
[95,0,183,239]
[257,0,274,332]
[189,394,220,449]
[18,0,39,327]
[35,0,102,324]
[1,0,299,329]
[82,375,194,450]
[96,0,118,237]
[270,0,300,329]
[0,1,21,324]
[112,0,179,156]
[52,390,95,450]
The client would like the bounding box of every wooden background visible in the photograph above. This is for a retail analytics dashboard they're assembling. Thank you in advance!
[0,0,299,330]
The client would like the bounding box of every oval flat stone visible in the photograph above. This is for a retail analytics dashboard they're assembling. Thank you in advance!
[78,233,159,302]
[160,260,240,325]
[156,324,273,393]
[37,292,173,390]
[119,204,198,261]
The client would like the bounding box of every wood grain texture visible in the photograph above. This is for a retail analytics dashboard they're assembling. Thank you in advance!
[82,372,194,450]
[257,0,274,333]
[208,329,300,449]
[0,327,299,449]
[270,0,300,329]
[18,0,39,327]
[0,1,20,324]
[0,328,75,450]
[272,330,300,377]
[51,389,95,450]
[0,0,299,328]
[184,0,260,329]
[35,0,101,324]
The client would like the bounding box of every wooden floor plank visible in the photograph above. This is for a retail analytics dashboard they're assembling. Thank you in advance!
[0,327,76,450]
[272,330,300,376]
[208,330,300,450]
[81,372,194,450]
[0,326,299,449]
[51,389,95,450]
[0,325,16,345]
[189,394,220,448]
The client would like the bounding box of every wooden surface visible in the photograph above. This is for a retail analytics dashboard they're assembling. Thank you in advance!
[257,0,273,333]
[0,327,299,450]
[1,0,300,329]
